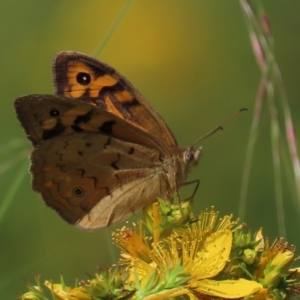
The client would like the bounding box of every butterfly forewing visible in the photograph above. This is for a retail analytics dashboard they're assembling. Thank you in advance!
[14,94,168,155]
[53,51,177,147]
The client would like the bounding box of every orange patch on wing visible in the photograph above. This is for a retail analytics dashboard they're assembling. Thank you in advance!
[93,74,117,86]
[64,107,91,116]
[114,90,133,102]
[104,96,125,119]
[42,119,58,130]
[88,75,118,98]
[44,181,54,188]
[84,114,111,128]
[77,123,99,132]
[42,166,52,171]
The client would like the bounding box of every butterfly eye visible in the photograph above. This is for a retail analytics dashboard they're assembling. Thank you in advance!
[73,187,84,197]
[183,149,194,163]
[76,72,91,85]
[48,108,61,117]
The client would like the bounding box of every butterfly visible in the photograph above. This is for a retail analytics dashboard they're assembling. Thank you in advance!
[14,51,201,230]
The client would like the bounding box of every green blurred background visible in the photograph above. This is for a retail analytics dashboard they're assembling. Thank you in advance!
[1,1,300,298]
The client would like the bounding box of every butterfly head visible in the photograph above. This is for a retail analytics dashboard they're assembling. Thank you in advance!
[183,146,202,172]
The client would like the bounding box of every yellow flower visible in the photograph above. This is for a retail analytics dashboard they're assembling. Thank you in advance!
[116,221,262,299]
[187,230,262,298]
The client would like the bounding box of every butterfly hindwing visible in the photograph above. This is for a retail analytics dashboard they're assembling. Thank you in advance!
[30,131,170,229]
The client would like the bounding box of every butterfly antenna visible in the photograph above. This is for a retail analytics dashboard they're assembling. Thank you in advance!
[192,108,248,147]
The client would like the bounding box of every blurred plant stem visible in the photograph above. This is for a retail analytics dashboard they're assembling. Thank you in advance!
[238,0,300,238]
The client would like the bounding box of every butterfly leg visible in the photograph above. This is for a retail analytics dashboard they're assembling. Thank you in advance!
[175,179,200,215]
[181,179,200,200]
[167,178,199,212]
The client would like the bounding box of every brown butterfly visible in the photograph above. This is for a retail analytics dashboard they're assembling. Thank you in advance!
[14,51,201,230]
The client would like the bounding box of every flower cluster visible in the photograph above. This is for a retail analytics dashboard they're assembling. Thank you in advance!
[21,197,300,300]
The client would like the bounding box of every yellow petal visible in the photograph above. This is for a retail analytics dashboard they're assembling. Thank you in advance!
[191,229,232,279]
[270,250,294,271]
[193,278,262,298]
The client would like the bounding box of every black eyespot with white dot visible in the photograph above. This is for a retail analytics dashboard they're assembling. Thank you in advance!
[76,72,91,85]
[48,108,61,117]
[73,187,84,197]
